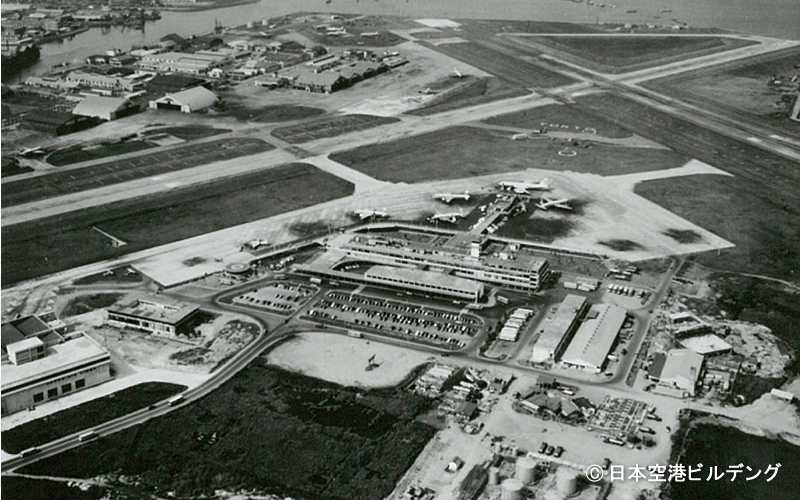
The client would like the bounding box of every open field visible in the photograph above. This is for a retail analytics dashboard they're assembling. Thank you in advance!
[483,102,633,138]
[61,293,123,317]
[505,35,757,74]
[73,266,143,285]
[2,477,108,500]
[221,99,326,122]
[635,174,800,282]
[46,140,156,167]
[2,138,273,208]
[406,76,529,116]
[331,126,687,183]
[2,163,354,286]
[643,48,800,137]
[423,41,576,88]
[272,114,400,144]
[268,332,436,388]
[464,20,603,35]
[19,362,435,500]
[1,382,186,454]
[155,125,231,140]
[1,158,33,178]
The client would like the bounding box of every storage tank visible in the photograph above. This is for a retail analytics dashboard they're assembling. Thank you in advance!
[488,466,501,485]
[501,478,524,500]
[516,456,537,485]
[556,468,579,497]
[246,21,254,28]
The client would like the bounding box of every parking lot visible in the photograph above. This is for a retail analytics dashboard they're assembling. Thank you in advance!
[2,138,273,207]
[303,291,485,350]
[231,281,318,314]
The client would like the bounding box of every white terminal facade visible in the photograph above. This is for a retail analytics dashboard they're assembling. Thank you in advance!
[297,228,550,302]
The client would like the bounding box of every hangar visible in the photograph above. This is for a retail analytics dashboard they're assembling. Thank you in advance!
[560,303,627,373]
[21,109,96,136]
[72,96,143,121]
[650,349,705,398]
[149,86,218,113]
[530,294,587,364]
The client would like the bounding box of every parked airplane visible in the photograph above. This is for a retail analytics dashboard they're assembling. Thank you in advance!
[536,197,572,211]
[497,179,551,194]
[433,192,470,203]
[18,146,45,157]
[429,209,464,223]
[246,239,270,250]
[353,208,389,220]
[418,87,438,95]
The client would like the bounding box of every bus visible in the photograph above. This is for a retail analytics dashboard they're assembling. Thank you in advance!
[168,395,186,407]
[78,431,98,442]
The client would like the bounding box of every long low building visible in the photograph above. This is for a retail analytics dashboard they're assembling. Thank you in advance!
[1,324,112,416]
[650,349,705,398]
[560,303,627,373]
[364,265,484,301]
[530,294,587,364]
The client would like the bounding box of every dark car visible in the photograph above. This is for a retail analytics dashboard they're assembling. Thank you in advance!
[538,442,548,454]
[554,446,564,458]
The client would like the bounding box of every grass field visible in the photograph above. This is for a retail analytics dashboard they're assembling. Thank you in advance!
[517,36,756,74]
[1,382,186,454]
[2,163,354,286]
[2,138,273,207]
[425,41,576,88]
[406,76,529,116]
[19,362,435,500]
[156,125,231,140]
[47,140,156,167]
[635,174,800,283]
[643,48,800,137]
[272,114,400,144]
[483,103,633,138]
[1,158,33,178]
[73,266,143,285]
[222,100,325,122]
[331,126,687,183]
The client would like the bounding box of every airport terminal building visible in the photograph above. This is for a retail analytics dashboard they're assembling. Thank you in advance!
[1,315,112,416]
[107,296,201,337]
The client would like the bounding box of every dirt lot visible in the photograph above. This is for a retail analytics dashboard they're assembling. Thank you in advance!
[2,163,354,286]
[506,35,757,74]
[643,48,800,137]
[1,382,185,454]
[272,114,400,144]
[406,76,529,116]
[19,361,435,500]
[2,138,273,207]
[484,102,634,138]
[424,41,576,88]
[331,126,687,183]
[267,332,436,388]
[635,174,800,283]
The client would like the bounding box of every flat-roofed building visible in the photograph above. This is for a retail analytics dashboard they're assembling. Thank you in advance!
[328,232,549,293]
[1,333,112,416]
[107,296,201,337]
[650,349,704,398]
[364,265,484,301]
[66,70,146,92]
[530,294,586,364]
[560,303,627,373]
[679,334,732,357]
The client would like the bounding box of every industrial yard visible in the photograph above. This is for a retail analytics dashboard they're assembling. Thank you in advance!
[1,8,799,500]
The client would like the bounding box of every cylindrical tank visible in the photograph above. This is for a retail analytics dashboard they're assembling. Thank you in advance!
[556,468,579,497]
[501,478,524,500]
[262,19,269,25]
[246,21,254,28]
[488,466,501,485]
[516,456,537,485]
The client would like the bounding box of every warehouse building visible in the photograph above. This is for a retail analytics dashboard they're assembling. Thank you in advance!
[293,71,346,93]
[107,296,201,337]
[679,334,732,357]
[649,349,705,398]
[72,96,143,121]
[65,70,147,92]
[21,109,96,136]
[1,315,112,416]
[530,294,587,364]
[149,86,218,113]
[146,74,207,94]
[560,304,627,373]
